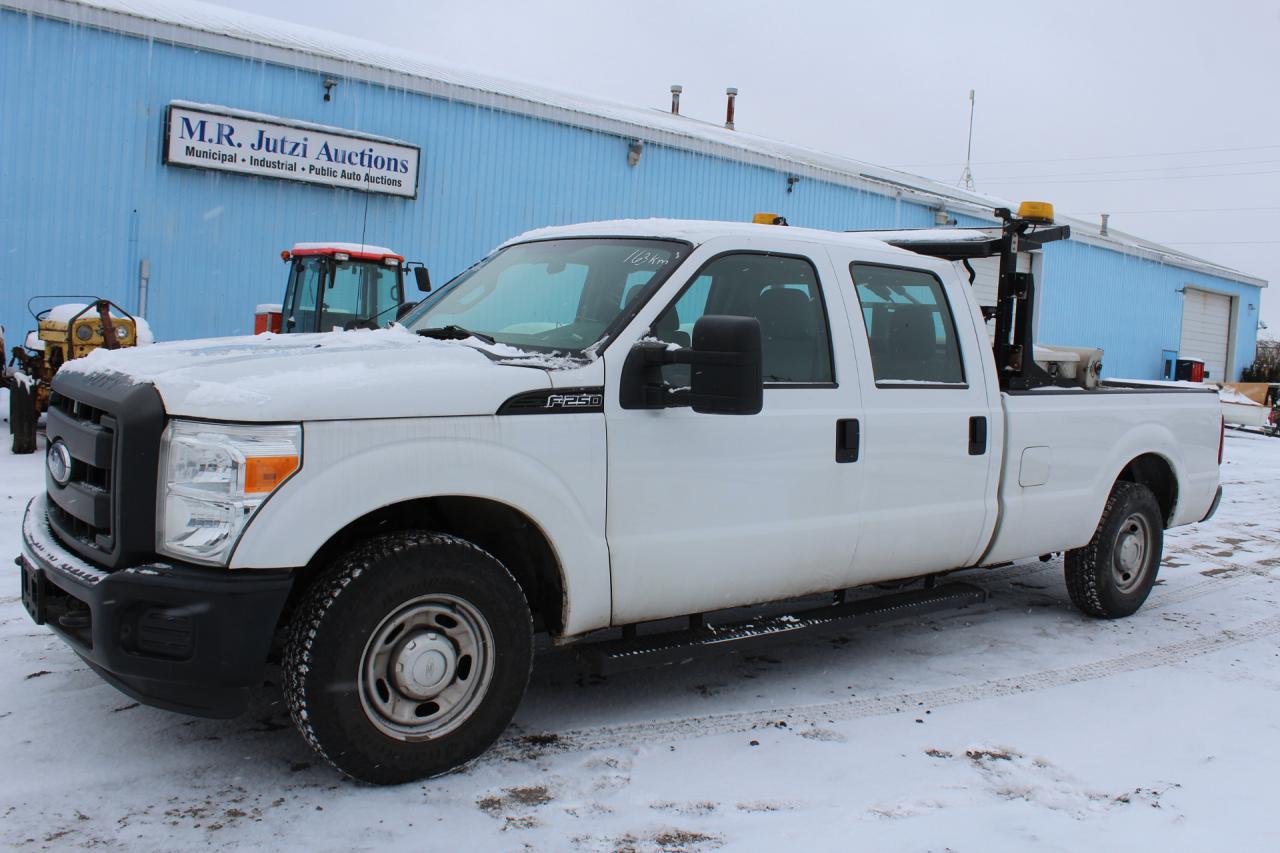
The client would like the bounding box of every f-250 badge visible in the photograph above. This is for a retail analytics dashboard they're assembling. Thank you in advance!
[546,393,603,409]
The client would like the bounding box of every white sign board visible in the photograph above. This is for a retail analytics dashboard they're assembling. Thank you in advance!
[163,103,420,198]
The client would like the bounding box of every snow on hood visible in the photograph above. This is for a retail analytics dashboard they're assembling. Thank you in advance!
[58,326,552,421]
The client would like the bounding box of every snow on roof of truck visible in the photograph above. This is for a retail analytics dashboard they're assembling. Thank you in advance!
[17,0,1264,288]
[508,219,920,255]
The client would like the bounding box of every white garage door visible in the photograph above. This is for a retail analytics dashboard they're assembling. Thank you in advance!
[1179,288,1232,381]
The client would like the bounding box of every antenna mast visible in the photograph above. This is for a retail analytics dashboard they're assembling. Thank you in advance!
[959,89,976,191]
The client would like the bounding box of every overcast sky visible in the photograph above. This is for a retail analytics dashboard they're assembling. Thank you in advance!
[210,0,1280,339]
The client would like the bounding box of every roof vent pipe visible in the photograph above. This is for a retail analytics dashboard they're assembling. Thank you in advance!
[670,84,683,115]
[1100,213,1110,236]
[725,87,737,130]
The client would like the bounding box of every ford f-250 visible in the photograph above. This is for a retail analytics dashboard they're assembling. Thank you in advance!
[17,204,1224,784]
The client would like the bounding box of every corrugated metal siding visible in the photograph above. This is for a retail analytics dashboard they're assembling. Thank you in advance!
[0,8,1263,378]
[1038,239,1259,380]
[0,9,931,342]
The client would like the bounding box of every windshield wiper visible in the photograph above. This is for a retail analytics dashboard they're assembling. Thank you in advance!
[416,325,497,345]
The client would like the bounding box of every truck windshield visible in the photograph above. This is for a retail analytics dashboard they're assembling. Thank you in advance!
[402,238,687,353]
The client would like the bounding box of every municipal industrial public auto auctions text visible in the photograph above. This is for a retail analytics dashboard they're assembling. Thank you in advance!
[175,114,412,190]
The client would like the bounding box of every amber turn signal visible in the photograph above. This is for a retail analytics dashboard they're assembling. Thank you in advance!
[244,455,299,493]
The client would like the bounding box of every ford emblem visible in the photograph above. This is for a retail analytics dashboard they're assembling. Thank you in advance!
[47,440,73,487]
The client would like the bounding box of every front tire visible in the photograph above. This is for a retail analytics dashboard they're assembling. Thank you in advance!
[1064,482,1163,619]
[284,532,534,784]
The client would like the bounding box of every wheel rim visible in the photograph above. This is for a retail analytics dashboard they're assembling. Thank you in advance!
[1111,513,1152,594]
[358,594,495,742]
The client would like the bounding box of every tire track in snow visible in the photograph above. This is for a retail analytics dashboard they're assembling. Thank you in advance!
[493,614,1280,760]
[1164,543,1280,576]
[1218,523,1280,545]
[964,543,1267,616]
[1101,540,1280,614]
[492,537,1276,760]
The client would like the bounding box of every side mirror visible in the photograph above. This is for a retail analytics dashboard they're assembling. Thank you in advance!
[620,315,762,415]
[414,267,431,293]
[689,315,763,415]
[396,301,419,320]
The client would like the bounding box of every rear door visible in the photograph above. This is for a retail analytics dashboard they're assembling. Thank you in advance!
[603,236,865,624]
[826,246,1001,579]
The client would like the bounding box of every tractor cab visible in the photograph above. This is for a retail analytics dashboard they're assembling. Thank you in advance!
[260,243,430,334]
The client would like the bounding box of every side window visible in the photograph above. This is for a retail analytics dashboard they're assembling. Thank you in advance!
[370,266,402,320]
[285,257,323,332]
[652,253,833,385]
[850,264,965,385]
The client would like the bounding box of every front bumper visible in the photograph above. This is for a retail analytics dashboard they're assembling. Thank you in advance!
[17,495,293,718]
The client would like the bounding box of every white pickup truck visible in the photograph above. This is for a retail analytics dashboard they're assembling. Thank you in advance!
[17,205,1223,784]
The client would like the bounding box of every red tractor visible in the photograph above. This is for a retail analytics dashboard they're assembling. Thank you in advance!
[256,243,431,334]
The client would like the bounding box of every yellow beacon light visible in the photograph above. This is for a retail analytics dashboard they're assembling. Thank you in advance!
[1017,201,1055,224]
[752,212,788,226]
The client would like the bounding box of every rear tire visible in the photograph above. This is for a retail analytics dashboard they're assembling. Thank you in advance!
[9,380,37,455]
[283,531,534,785]
[1064,482,1163,619]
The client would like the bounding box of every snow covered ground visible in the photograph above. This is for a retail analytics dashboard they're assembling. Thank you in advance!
[2,395,1279,851]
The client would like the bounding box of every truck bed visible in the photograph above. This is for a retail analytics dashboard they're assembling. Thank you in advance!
[982,384,1221,565]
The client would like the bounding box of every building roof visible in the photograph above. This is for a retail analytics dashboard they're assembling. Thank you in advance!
[7,0,1266,288]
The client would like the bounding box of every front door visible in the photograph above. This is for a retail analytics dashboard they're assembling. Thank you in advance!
[604,238,865,624]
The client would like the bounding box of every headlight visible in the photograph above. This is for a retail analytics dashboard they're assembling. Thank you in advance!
[157,420,301,565]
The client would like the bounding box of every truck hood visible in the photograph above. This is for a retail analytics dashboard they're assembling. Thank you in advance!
[56,327,554,421]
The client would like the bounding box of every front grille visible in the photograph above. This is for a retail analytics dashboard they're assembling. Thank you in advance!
[44,371,165,570]
[52,395,114,493]
[52,394,108,426]
[47,391,116,552]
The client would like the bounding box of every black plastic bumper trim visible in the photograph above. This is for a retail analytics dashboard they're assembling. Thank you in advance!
[20,507,294,719]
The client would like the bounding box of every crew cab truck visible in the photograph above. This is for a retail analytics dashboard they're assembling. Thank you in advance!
[17,205,1224,784]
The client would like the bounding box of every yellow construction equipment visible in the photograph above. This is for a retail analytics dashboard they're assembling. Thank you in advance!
[6,299,144,454]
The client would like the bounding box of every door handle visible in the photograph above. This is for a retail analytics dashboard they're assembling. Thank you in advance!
[968,416,987,455]
[836,418,859,463]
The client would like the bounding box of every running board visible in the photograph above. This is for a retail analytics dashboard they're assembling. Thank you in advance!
[578,581,988,675]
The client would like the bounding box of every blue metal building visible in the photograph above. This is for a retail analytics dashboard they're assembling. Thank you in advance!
[1,0,1266,380]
